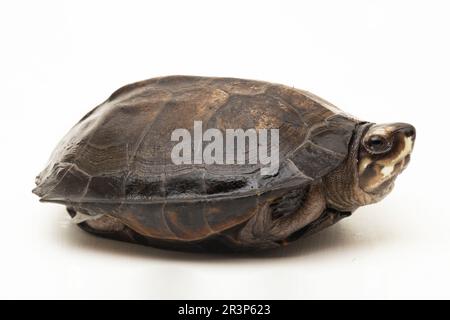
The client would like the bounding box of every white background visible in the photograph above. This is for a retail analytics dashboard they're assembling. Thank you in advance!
[0,0,449,299]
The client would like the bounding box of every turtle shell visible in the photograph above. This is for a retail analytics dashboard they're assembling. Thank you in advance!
[34,76,359,241]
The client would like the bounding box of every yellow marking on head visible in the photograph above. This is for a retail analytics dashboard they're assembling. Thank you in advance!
[359,157,372,174]
[360,135,414,191]
[373,136,414,181]
[381,164,395,177]
[379,136,413,167]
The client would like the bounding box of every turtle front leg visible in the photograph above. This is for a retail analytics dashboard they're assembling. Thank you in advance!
[237,184,326,248]
[270,184,326,241]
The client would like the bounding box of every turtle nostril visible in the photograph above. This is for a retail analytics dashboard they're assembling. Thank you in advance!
[405,126,416,139]
[399,124,416,139]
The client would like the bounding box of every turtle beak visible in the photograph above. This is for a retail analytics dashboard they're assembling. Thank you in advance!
[392,123,416,170]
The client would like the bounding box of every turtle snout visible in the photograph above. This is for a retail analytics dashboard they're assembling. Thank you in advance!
[395,123,416,140]
[391,123,415,174]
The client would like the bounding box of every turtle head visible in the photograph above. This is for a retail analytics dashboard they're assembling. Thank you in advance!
[358,122,416,196]
[322,122,415,212]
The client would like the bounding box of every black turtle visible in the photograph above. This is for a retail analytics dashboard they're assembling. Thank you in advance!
[33,76,416,252]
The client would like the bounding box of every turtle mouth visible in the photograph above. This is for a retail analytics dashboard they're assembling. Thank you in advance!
[401,154,411,172]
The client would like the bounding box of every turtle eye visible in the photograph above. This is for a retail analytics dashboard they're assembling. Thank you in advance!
[365,135,390,154]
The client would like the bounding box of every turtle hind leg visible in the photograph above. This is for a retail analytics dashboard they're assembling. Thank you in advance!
[66,207,137,244]
[67,207,145,243]
[66,207,124,232]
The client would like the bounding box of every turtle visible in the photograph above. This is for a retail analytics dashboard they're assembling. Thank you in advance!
[33,76,416,252]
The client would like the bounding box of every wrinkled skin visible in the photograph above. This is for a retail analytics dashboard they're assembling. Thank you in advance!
[33,76,415,252]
